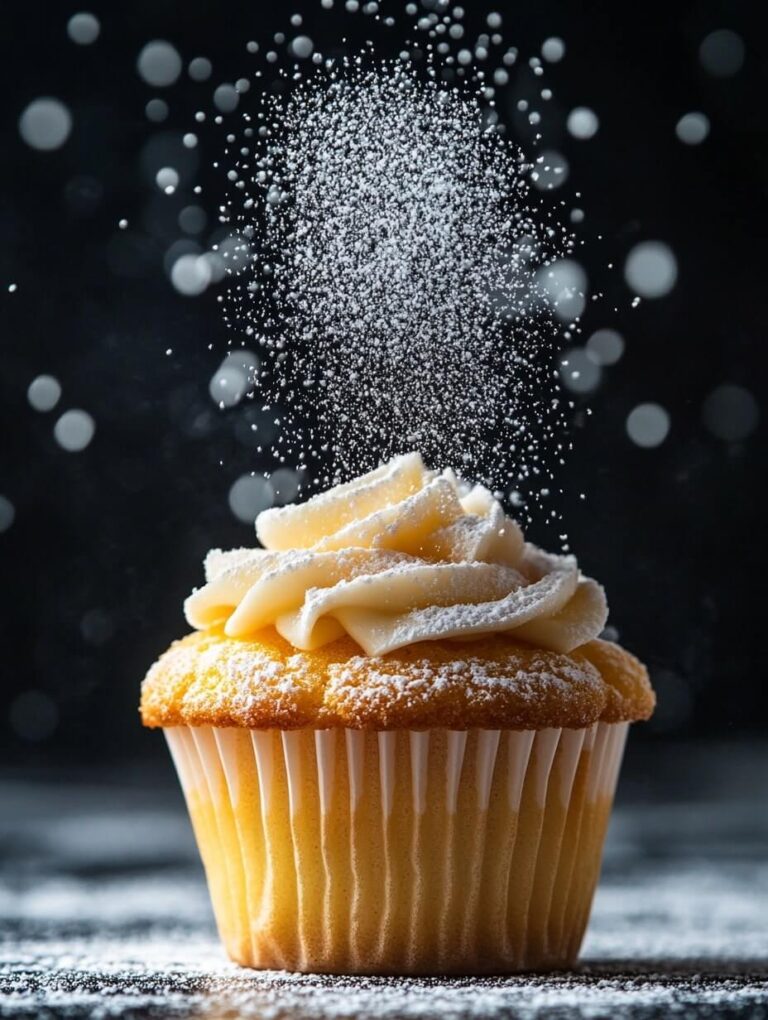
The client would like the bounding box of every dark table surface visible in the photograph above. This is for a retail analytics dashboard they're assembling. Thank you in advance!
[1,742,766,1019]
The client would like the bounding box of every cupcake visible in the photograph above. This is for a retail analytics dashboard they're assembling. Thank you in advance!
[141,452,654,974]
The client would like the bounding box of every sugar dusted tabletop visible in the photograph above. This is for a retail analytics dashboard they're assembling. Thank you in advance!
[1,743,766,1019]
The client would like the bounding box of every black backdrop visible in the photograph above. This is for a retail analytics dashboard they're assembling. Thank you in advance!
[1,0,765,770]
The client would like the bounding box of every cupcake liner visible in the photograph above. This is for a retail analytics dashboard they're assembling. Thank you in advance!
[165,721,627,974]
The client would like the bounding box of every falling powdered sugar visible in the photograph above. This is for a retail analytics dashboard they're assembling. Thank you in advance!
[220,60,577,508]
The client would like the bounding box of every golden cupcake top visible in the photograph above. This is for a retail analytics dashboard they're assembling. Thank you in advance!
[141,453,654,732]
[141,628,653,731]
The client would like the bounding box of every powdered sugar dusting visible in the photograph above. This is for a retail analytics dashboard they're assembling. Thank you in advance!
[327,652,597,723]
[220,61,576,508]
[3,773,766,1017]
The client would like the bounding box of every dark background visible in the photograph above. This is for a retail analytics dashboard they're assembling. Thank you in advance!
[1,0,765,773]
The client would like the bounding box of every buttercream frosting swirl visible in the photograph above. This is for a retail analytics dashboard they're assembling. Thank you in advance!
[185,453,607,656]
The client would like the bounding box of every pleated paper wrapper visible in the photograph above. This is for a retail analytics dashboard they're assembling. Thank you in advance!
[165,722,627,974]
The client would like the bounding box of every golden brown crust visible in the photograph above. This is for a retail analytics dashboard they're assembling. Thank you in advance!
[576,638,656,723]
[140,627,654,731]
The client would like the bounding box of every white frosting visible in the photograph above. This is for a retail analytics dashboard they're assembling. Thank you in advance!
[185,452,607,656]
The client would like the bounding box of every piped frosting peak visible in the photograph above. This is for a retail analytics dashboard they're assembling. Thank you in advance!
[185,453,607,657]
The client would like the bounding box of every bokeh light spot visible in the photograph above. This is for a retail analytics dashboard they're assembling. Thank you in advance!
[541,37,565,63]
[626,403,670,448]
[54,409,95,452]
[28,375,62,412]
[699,29,745,78]
[676,112,710,145]
[586,328,624,366]
[213,84,239,113]
[178,205,207,234]
[155,166,179,193]
[624,241,678,298]
[19,98,72,151]
[145,98,169,123]
[171,254,211,296]
[228,474,274,523]
[67,12,100,45]
[559,348,602,394]
[536,258,588,321]
[269,467,302,506]
[702,383,760,442]
[290,36,315,59]
[532,150,569,190]
[209,349,259,408]
[188,56,212,82]
[567,107,599,139]
[137,40,183,88]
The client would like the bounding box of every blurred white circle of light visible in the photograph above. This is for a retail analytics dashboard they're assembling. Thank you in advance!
[541,37,565,62]
[171,254,211,296]
[210,365,246,408]
[626,403,670,448]
[270,467,302,506]
[19,98,72,151]
[183,132,198,148]
[290,35,314,59]
[222,347,260,375]
[0,495,15,533]
[156,166,179,193]
[54,409,95,452]
[702,383,760,442]
[532,150,569,190]
[676,112,710,145]
[28,374,62,412]
[67,12,100,45]
[137,40,183,87]
[699,29,745,77]
[9,690,59,741]
[567,106,599,139]
[214,349,259,408]
[229,474,274,523]
[559,348,602,394]
[536,258,588,321]
[213,84,239,113]
[218,235,251,274]
[188,56,212,82]
[586,328,625,366]
[200,251,226,283]
[178,205,207,234]
[145,98,169,123]
[164,239,201,276]
[624,241,678,298]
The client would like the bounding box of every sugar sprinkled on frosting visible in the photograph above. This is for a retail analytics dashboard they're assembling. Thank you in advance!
[185,453,607,657]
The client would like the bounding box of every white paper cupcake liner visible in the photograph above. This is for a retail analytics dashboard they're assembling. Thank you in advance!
[165,722,627,974]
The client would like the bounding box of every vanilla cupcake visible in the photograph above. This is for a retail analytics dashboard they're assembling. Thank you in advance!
[141,453,654,974]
